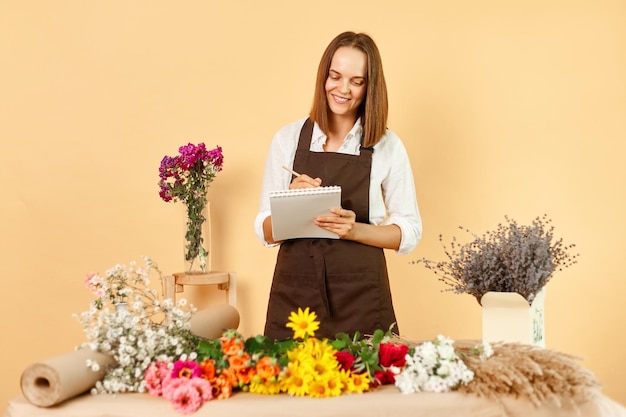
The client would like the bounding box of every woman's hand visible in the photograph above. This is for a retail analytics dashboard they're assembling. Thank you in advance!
[315,207,357,239]
[289,174,322,189]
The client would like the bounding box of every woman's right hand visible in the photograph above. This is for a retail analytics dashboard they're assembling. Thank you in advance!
[289,174,322,189]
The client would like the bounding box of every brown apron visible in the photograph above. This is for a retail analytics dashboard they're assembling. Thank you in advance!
[264,118,399,340]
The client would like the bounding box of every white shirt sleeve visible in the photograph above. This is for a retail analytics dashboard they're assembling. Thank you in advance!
[373,131,422,255]
[253,119,306,246]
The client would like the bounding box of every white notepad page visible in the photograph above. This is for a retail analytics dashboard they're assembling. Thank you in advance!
[269,186,342,240]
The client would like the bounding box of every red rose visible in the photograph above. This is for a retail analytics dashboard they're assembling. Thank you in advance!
[373,369,397,386]
[378,343,409,368]
[334,351,356,371]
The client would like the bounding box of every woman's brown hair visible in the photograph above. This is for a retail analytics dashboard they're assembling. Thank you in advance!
[309,31,388,148]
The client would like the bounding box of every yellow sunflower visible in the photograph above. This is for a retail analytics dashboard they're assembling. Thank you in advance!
[286,307,320,339]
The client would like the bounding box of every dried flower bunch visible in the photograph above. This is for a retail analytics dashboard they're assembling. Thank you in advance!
[457,342,600,407]
[414,215,578,304]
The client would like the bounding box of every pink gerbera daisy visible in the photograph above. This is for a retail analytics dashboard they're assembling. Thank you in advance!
[171,359,202,379]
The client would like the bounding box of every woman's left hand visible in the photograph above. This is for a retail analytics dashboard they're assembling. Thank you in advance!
[314,208,357,240]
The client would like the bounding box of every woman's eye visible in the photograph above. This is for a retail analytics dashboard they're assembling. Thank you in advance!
[352,80,364,86]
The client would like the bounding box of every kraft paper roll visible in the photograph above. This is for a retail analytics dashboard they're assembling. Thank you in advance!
[190,303,240,339]
[20,348,115,407]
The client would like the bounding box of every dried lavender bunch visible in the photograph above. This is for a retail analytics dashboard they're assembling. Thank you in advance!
[413,215,578,304]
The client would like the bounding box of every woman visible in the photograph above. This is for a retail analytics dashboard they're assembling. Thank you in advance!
[254,31,422,340]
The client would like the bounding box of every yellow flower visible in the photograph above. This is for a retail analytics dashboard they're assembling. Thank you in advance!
[308,379,330,398]
[346,372,370,394]
[324,372,344,397]
[283,362,313,396]
[286,307,320,339]
[312,348,339,377]
[249,378,282,395]
[338,369,353,393]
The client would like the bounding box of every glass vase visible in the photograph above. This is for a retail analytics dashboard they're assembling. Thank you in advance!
[182,199,211,273]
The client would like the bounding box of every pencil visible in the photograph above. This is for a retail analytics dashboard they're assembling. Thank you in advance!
[282,165,301,177]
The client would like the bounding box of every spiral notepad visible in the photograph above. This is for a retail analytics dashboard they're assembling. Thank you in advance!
[270,186,341,240]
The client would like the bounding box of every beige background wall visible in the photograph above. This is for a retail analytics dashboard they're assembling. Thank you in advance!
[1,0,625,408]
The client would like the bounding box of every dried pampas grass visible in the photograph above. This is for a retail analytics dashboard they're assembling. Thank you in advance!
[456,342,601,407]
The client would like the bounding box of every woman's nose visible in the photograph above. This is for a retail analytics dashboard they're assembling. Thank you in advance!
[340,80,350,94]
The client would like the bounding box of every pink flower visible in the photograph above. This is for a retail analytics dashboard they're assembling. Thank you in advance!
[171,359,202,379]
[163,377,212,415]
[144,362,172,396]
[189,378,212,402]
[84,272,103,296]
[165,380,203,415]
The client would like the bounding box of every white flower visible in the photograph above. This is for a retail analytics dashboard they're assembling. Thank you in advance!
[394,336,475,395]
[461,369,474,384]
[394,371,416,394]
[436,343,455,360]
[436,363,451,377]
[479,342,494,359]
[424,376,447,393]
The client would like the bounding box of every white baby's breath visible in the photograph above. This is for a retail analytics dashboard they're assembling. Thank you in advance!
[75,257,200,394]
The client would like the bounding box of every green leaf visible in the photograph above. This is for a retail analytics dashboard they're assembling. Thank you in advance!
[371,329,385,345]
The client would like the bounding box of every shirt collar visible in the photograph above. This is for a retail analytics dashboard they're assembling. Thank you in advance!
[311,118,363,146]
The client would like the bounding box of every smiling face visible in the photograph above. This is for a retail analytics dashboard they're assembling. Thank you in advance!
[324,46,368,123]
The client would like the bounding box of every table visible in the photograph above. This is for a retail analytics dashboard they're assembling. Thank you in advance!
[4,385,625,417]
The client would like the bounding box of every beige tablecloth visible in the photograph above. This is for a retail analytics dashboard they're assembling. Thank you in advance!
[4,386,626,417]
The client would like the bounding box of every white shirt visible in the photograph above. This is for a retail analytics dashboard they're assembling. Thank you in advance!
[254,117,422,255]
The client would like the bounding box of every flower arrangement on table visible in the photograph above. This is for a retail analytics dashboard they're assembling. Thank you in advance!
[413,215,579,304]
[75,257,600,415]
[158,142,224,272]
[143,307,482,414]
[75,262,487,414]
